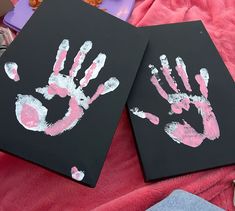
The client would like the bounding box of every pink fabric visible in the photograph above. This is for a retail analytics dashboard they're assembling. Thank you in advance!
[0,0,235,210]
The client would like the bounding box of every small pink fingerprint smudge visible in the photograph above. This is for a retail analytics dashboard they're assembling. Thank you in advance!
[71,166,85,181]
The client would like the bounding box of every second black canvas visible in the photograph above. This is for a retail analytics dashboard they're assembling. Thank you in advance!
[128,21,235,181]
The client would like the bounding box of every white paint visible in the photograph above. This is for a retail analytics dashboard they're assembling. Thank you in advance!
[69,41,93,78]
[35,86,54,100]
[200,68,209,86]
[60,39,70,51]
[168,93,189,104]
[175,57,192,92]
[160,54,170,69]
[149,64,162,83]
[80,41,92,54]
[175,57,186,73]
[4,62,20,81]
[15,94,48,131]
[164,122,181,144]
[71,166,85,181]
[79,53,107,88]
[53,39,70,73]
[36,72,90,110]
[9,39,120,136]
[160,55,178,93]
[101,77,120,95]
[149,64,159,75]
[130,107,146,118]
[190,95,209,115]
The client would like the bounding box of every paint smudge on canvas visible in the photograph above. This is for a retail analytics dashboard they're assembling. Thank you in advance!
[71,166,85,181]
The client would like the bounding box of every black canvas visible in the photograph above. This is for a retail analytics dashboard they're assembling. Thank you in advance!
[128,21,235,181]
[0,0,148,187]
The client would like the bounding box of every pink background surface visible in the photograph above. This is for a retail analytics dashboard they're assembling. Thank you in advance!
[0,0,235,210]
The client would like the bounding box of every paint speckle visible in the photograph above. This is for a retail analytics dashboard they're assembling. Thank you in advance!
[71,166,85,181]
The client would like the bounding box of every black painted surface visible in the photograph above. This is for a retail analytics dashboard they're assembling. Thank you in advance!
[0,0,148,187]
[128,21,235,181]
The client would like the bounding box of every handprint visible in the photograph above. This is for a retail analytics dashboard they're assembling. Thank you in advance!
[130,55,220,148]
[5,39,119,136]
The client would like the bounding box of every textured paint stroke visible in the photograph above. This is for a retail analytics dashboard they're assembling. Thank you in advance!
[160,55,178,93]
[8,39,120,136]
[80,53,106,88]
[175,57,192,92]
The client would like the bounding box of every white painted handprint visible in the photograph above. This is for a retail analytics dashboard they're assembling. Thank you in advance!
[130,55,220,148]
[4,39,120,136]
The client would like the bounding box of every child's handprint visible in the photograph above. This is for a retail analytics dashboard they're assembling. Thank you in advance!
[5,39,120,136]
[130,55,220,148]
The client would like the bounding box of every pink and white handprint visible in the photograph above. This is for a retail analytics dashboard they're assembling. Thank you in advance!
[5,39,120,136]
[130,55,220,148]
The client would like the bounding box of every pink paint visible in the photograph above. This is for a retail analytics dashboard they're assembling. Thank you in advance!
[48,83,68,98]
[4,62,20,82]
[150,75,168,100]
[171,97,190,114]
[166,99,220,147]
[71,166,78,174]
[69,52,81,77]
[53,49,67,75]
[147,56,219,147]
[71,166,85,181]
[80,63,96,88]
[195,74,208,98]
[175,65,192,92]
[12,40,119,136]
[145,112,159,125]
[192,100,220,140]
[12,68,20,82]
[20,103,39,128]
[45,97,84,136]
[89,84,105,104]
[161,67,178,92]
[167,121,205,148]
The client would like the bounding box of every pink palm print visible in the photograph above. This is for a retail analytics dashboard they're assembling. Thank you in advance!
[5,39,120,136]
[130,55,220,148]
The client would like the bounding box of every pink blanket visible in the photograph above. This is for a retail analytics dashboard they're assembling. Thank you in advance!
[0,0,235,210]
